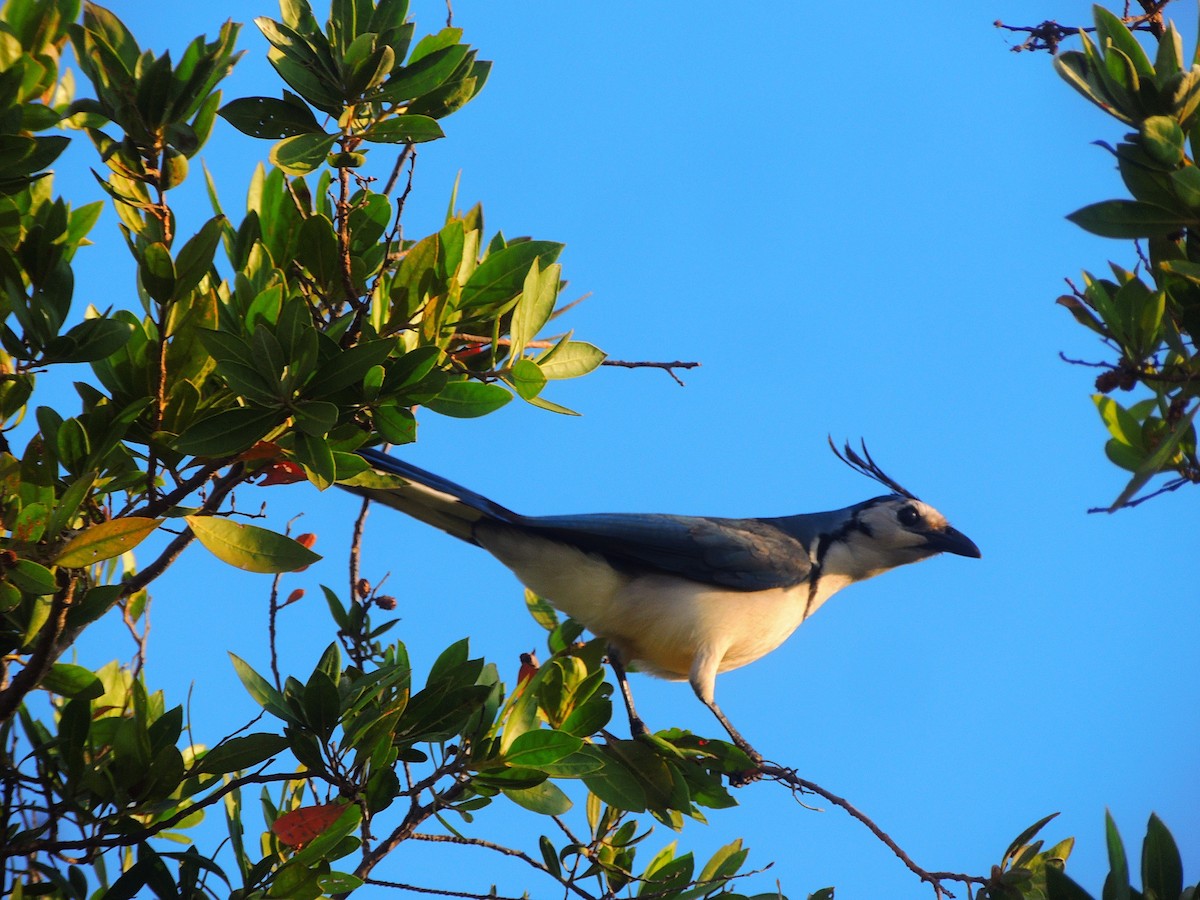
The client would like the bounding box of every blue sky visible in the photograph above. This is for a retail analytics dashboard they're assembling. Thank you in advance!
[44,1,1200,897]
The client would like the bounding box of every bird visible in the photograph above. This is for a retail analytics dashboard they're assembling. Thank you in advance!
[345,440,980,766]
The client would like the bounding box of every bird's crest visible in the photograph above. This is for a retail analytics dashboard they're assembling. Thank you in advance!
[829,438,919,500]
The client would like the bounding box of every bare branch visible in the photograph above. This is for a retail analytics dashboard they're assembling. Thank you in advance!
[364,878,527,900]
[410,833,598,900]
[995,1,1173,52]
[600,358,700,386]
[758,763,985,899]
[349,496,370,612]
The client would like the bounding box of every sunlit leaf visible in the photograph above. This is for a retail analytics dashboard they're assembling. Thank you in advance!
[424,381,511,418]
[185,515,321,573]
[269,131,336,175]
[54,517,162,567]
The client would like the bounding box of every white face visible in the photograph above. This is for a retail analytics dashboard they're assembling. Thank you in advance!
[856,497,949,554]
[820,496,976,583]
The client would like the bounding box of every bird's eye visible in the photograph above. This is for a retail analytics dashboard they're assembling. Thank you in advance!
[897,506,922,527]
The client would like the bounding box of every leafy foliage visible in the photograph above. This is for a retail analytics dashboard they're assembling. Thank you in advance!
[1052,6,1200,508]
[0,2,788,898]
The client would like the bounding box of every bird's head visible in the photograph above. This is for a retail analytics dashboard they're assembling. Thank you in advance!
[823,439,980,581]
[852,494,980,561]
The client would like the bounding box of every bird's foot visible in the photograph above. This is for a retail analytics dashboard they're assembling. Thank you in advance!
[628,715,648,738]
[727,739,765,786]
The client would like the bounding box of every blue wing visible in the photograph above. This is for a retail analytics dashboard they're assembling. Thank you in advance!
[351,449,813,591]
[524,513,813,590]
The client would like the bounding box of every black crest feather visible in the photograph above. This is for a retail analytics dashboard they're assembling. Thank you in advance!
[828,438,919,500]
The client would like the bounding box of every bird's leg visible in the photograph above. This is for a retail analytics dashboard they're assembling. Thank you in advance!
[606,645,648,738]
[689,657,764,771]
[699,695,764,769]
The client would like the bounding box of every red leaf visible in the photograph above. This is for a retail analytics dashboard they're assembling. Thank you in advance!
[258,461,307,485]
[271,802,347,848]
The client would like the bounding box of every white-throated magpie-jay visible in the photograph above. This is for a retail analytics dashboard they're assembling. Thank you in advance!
[347,441,979,764]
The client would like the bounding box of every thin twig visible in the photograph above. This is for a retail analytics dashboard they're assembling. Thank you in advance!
[382,144,415,198]
[268,571,284,689]
[349,496,370,611]
[758,763,986,900]
[1087,475,1193,513]
[364,878,526,900]
[601,358,700,386]
[410,833,598,900]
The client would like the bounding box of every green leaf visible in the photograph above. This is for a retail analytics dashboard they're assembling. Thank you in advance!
[510,261,559,357]
[46,472,97,537]
[1169,166,1200,209]
[303,670,340,739]
[524,589,559,631]
[174,216,226,297]
[1141,813,1183,900]
[698,838,750,887]
[581,747,646,813]
[41,663,104,700]
[317,873,364,893]
[409,27,463,64]
[1094,395,1145,449]
[1003,813,1062,864]
[269,131,336,175]
[1104,811,1131,900]
[1094,6,1154,79]
[186,515,322,573]
[501,780,572,815]
[175,406,284,457]
[374,403,417,444]
[219,95,322,139]
[1140,116,1185,166]
[1109,404,1199,509]
[229,653,299,724]
[424,381,511,418]
[309,339,395,396]
[54,517,162,567]
[1067,200,1188,239]
[1047,866,1097,900]
[193,733,290,775]
[295,431,337,489]
[140,242,176,303]
[524,394,581,416]
[294,400,338,436]
[504,730,584,768]
[537,340,606,380]
[364,114,444,144]
[460,240,564,310]
[509,358,546,400]
[7,559,58,595]
[372,43,468,102]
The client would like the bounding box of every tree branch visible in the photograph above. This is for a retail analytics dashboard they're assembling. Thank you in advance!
[601,358,700,386]
[995,0,1174,52]
[363,877,527,900]
[758,763,986,899]
[0,770,298,861]
[410,832,598,900]
[0,576,77,724]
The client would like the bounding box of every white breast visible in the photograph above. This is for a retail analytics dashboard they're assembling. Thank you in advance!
[476,525,851,691]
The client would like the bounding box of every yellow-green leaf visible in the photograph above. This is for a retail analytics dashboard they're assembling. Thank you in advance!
[185,515,321,573]
[54,517,162,567]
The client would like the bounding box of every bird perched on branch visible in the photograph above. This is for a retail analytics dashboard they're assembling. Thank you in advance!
[346,440,980,767]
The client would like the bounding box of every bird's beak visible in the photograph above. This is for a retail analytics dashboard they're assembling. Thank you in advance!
[924,525,981,559]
